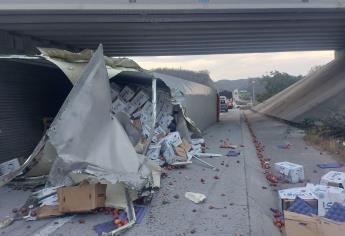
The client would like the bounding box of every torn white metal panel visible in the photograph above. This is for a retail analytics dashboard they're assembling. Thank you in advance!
[25,141,58,177]
[152,72,217,131]
[47,45,140,174]
[38,48,142,71]
[40,56,125,84]
[39,47,141,84]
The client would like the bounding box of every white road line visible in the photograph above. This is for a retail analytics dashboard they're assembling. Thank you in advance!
[33,216,74,236]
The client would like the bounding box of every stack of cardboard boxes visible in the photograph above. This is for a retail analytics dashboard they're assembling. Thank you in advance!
[109,82,201,166]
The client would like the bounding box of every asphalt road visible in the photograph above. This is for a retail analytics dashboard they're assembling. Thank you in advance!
[1,109,344,236]
[124,109,280,236]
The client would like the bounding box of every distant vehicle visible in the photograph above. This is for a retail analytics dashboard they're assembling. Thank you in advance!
[227,98,234,109]
[219,96,228,112]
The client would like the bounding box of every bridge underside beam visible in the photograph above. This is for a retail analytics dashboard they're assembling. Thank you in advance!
[0,30,78,55]
[0,5,345,56]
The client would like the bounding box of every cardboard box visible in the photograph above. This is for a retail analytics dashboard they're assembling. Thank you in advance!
[58,183,106,213]
[131,90,149,108]
[132,118,142,130]
[161,141,176,164]
[123,102,138,116]
[140,112,152,126]
[284,211,345,236]
[111,98,127,114]
[132,101,152,118]
[119,86,135,102]
[152,126,167,143]
[147,144,161,160]
[141,101,153,114]
[320,171,345,189]
[308,184,345,216]
[158,114,174,129]
[109,82,121,101]
[36,205,64,219]
[274,161,304,183]
[162,132,182,147]
[175,138,192,159]
[278,187,317,212]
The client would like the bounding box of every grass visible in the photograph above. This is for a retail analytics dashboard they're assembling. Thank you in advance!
[304,128,345,164]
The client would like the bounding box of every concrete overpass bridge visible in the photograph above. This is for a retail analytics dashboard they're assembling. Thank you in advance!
[0,0,345,56]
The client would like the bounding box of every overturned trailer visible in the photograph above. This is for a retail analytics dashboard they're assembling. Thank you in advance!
[0,46,217,222]
[0,48,217,168]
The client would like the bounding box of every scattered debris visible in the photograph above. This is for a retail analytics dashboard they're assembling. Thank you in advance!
[220,141,237,149]
[226,150,241,157]
[271,208,284,231]
[192,155,216,169]
[0,216,14,229]
[195,153,222,158]
[79,219,85,224]
[208,205,223,210]
[162,200,170,205]
[266,175,278,184]
[277,143,292,149]
[184,192,206,204]
[317,162,344,169]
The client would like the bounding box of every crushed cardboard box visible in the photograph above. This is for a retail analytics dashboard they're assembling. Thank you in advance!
[284,211,345,236]
[36,205,64,219]
[278,187,317,212]
[58,183,106,213]
[175,138,192,159]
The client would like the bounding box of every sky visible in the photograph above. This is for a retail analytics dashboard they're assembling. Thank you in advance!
[132,50,334,81]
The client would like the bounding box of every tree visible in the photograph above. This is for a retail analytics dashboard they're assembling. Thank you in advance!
[307,65,324,76]
[256,71,302,102]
